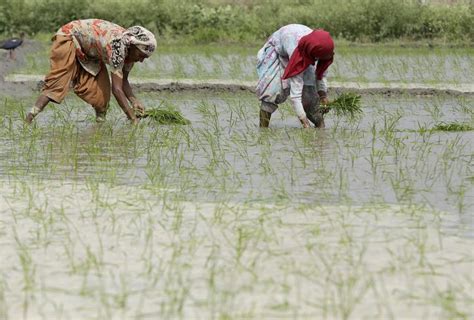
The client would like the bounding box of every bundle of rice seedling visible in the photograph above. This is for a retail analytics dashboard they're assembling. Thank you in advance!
[137,103,190,125]
[327,92,362,118]
[431,122,473,131]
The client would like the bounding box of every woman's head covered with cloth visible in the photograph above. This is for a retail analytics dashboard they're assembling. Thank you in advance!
[282,29,334,80]
[122,26,157,57]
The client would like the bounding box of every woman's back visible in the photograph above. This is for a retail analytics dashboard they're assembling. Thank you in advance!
[271,24,313,59]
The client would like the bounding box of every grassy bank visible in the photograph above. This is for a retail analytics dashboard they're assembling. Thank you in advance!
[0,0,472,44]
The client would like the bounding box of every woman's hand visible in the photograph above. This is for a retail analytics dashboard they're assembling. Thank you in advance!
[131,99,145,116]
[112,72,139,121]
[299,116,311,128]
[131,117,140,125]
[319,94,330,114]
[318,90,329,106]
[320,96,329,106]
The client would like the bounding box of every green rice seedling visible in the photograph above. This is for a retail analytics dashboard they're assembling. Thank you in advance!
[431,122,473,132]
[190,55,207,80]
[229,55,244,80]
[170,55,186,79]
[0,278,6,320]
[431,287,469,319]
[424,97,444,121]
[327,93,362,119]
[13,232,36,295]
[211,55,227,79]
[138,102,190,125]
[453,97,473,117]
[451,183,468,214]
[382,111,402,133]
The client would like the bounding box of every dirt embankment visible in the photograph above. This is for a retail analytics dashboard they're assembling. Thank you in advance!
[134,82,471,97]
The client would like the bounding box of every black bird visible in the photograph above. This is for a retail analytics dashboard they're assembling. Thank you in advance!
[0,32,25,59]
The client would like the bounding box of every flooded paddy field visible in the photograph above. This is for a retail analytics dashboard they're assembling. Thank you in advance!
[12,43,474,86]
[0,90,473,319]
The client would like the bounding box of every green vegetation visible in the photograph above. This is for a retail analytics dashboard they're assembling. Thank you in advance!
[138,102,191,125]
[432,122,473,131]
[0,0,472,44]
[328,92,363,119]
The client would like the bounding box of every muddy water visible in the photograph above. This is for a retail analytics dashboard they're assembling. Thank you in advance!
[1,181,472,319]
[0,91,473,318]
[1,92,472,235]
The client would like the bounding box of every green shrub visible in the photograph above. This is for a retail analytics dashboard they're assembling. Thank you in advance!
[0,0,471,44]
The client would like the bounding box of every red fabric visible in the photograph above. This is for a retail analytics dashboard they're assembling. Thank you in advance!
[282,29,334,80]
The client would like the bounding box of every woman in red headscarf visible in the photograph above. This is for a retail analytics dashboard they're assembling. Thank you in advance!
[256,24,334,128]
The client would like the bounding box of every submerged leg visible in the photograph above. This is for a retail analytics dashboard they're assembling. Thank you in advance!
[259,101,278,128]
[302,85,325,128]
[26,35,78,124]
[259,110,272,127]
[305,107,325,128]
[95,109,107,123]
